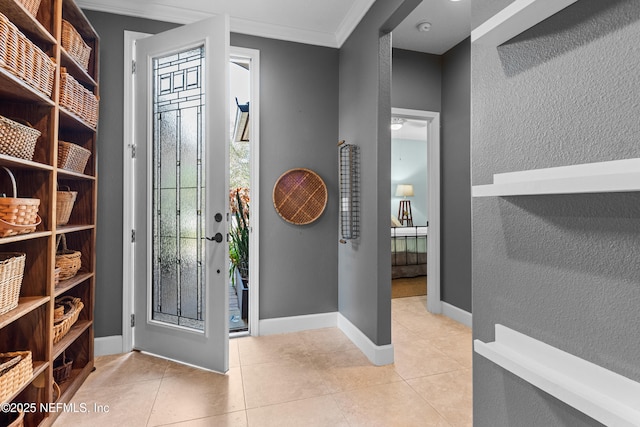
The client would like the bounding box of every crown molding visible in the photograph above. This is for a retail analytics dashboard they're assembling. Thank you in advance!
[76,0,374,48]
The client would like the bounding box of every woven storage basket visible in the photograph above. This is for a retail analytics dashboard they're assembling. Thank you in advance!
[58,141,91,173]
[53,352,72,383]
[273,168,328,225]
[59,70,98,127]
[55,234,81,281]
[0,116,40,161]
[53,296,83,344]
[0,167,41,237]
[0,409,24,427]
[0,351,32,404]
[0,253,26,316]
[61,20,91,71]
[56,186,77,226]
[16,0,42,18]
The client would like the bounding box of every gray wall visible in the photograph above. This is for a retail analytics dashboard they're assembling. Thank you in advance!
[441,38,471,312]
[391,48,441,111]
[85,11,339,337]
[338,0,420,345]
[472,0,640,425]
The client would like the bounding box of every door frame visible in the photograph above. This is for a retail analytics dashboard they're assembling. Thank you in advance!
[122,32,261,352]
[391,107,441,314]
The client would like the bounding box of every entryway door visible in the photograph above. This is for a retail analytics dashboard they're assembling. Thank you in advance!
[133,15,230,373]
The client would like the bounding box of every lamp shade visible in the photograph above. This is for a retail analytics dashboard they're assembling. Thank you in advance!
[395,184,414,197]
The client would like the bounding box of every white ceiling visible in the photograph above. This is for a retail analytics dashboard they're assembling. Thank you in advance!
[77,0,470,54]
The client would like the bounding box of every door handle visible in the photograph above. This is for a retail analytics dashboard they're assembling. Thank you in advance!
[206,232,224,243]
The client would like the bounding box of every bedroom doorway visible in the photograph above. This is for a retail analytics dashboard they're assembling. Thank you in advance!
[391,108,440,313]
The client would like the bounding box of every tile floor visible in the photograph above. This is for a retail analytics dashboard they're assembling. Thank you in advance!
[53,295,472,426]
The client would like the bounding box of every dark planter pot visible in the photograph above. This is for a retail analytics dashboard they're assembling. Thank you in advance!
[238,277,249,319]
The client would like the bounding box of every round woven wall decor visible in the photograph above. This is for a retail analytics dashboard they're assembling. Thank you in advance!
[273,168,328,225]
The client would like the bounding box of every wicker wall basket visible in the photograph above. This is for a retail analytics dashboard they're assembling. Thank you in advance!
[0,350,33,404]
[0,167,41,237]
[273,168,328,225]
[55,234,81,281]
[58,141,91,173]
[56,186,77,226]
[53,296,83,344]
[0,253,26,316]
[61,20,91,71]
[0,116,40,161]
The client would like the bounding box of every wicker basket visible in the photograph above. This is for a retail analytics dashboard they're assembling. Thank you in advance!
[53,352,72,383]
[59,70,98,128]
[16,0,42,18]
[0,116,40,161]
[55,234,81,281]
[0,409,24,427]
[56,186,77,226]
[0,167,41,237]
[58,141,91,173]
[0,13,55,97]
[61,20,91,71]
[0,253,26,316]
[0,351,33,404]
[273,168,328,225]
[53,296,83,344]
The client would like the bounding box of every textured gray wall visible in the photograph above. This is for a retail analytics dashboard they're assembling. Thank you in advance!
[85,11,339,336]
[441,38,471,312]
[472,0,640,425]
[391,48,441,112]
[338,0,419,345]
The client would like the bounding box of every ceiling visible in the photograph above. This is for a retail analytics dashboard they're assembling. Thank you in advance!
[76,0,470,54]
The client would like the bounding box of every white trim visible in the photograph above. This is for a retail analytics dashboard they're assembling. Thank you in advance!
[76,0,376,49]
[123,30,150,353]
[475,324,640,426]
[259,312,338,336]
[392,108,441,314]
[441,302,472,328]
[95,336,123,356]
[230,47,261,337]
[337,314,394,366]
[471,0,579,46]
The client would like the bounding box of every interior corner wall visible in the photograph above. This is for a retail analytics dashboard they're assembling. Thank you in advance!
[337,0,418,346]
[472,0,640,425]
[441,38,471,312]
[84,11,340,338]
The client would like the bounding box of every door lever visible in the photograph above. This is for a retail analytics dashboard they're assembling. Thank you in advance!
[206,232,223,243]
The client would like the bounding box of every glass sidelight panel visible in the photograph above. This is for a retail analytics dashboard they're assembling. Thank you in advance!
[152,46,205,331]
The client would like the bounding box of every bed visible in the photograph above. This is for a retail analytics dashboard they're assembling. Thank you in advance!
[391,225,428,279]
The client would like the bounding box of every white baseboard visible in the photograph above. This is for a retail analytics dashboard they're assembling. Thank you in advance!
[94,335,123,356]
[258,312,338,335]
[337,313,394,366]
[442,302,472,328]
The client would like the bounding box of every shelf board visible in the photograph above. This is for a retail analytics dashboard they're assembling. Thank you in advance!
[57,168,96,181]
[0,296,49,329]
[55,272,94,297]
[59,106,96,132]
[0,154,53,172]
[472,0,579,46]
[53,320,92,359]
[472,158,640,197]
[475,324,640,427]
[56,224,95,234]
[0,0,56,44]
[0,68,55,106]
[0,231,51,245]
[60,49,97,87]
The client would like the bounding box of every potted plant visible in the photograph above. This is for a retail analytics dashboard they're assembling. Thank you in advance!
[229,188,249,318]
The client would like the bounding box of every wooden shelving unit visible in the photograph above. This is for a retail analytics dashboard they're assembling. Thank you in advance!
[0,0,98,425]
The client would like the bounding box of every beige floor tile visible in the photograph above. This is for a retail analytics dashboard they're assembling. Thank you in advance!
[429,331,473,368]
[246,395,348,427]
[392,320,421,343]
[81,351,169,389]
[333,381,451,427]
[54,378,160,427]
[298,327,358,354]
[393,339,464,380]
[229,338,241,368]
[154,410,248,426]
[408,369,472,427]
[241,356,330,409]
[309,349,403,393]
[237,332,310,365]
[147,366,245,426]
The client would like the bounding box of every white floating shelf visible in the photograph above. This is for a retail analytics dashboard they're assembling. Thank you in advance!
[475,325,640,427]
[472,0,580,46]
[472,158,640,197]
